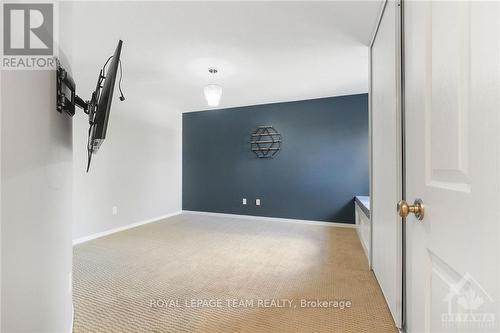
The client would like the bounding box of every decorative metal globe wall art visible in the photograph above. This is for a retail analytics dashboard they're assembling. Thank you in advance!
[250,126,282,158]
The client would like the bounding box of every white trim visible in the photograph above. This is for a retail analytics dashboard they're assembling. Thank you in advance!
[72,211,182,245]
[370,0,389,48]
[182,210,356,228]
[68,303,74,333]
[369,0,404,329]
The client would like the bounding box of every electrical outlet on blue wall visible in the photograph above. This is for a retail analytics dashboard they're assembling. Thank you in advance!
[256,199,261,206]
[182,94,369,224]
[242,198,247,205]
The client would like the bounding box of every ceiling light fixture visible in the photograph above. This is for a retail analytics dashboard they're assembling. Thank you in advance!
[204,68,222,107]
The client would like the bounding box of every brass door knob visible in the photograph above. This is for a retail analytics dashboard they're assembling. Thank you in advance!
[397,198,425,220]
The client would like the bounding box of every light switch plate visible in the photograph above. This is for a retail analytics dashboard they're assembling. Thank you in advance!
[256,199,261,206]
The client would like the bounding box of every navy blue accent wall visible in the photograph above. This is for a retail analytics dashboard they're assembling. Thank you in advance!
[182,94,369,224]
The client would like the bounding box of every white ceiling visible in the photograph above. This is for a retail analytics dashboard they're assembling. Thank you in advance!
[63,1,382,119]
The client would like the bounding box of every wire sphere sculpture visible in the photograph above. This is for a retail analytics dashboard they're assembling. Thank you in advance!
[250,126,282,158]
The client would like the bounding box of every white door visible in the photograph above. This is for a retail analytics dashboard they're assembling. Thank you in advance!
[371,0,402,328]
[404,1,500,332]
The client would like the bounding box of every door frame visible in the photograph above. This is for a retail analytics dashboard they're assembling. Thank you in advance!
[368,0,406,330]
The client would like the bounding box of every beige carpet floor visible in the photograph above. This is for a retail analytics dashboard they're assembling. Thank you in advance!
[73,213,397,333]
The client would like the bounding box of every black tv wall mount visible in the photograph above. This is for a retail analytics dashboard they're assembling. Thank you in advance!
[56,65,92,116]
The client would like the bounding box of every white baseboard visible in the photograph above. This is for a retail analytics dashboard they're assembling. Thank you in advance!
[72,211,182,245]
[182,210,356,228]
[69,303,74,333]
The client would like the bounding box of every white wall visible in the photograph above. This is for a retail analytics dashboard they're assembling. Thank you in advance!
[62,0,183,240]
[1,70,73,332]
[72,111,182,240]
